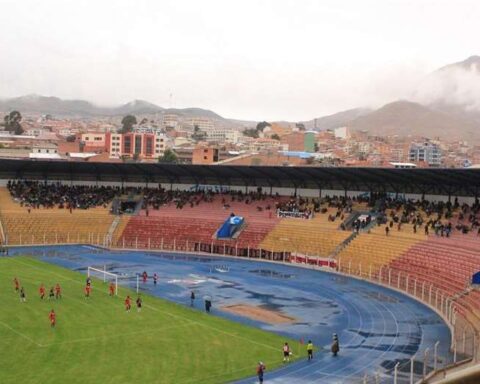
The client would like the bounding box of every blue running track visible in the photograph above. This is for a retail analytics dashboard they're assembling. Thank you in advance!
[7,245,452,384]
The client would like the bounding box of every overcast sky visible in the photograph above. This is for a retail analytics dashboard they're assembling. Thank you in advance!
[0,0,478,121]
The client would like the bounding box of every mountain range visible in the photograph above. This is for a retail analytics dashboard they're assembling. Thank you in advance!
[302,56,480,141]
[0,95,223,120]
[1,56,480,141]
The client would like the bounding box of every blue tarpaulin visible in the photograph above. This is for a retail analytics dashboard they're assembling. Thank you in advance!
[472,272,480,285]
[217,216,244,239]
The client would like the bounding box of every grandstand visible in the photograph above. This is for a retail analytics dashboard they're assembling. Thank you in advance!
[1,159,480,383]
[0,188,114,245]
[259,214,351,256]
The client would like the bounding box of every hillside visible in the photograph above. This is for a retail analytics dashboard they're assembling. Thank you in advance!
[302,108,372,131]
[348,100,480,141]
[0,94,225,120]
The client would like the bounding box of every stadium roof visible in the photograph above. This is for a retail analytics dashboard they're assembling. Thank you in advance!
[1,158,480,197]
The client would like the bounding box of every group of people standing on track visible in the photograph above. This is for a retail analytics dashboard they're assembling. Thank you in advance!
[256,335,340,383]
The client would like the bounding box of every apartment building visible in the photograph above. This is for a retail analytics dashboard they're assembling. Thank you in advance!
[409,141,442,166]
[107,132,167,160]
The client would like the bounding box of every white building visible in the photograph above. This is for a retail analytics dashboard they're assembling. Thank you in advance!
[30,143,62,159]
[162,114,179,129]
[409,142,442,166]
[203,127,240,143]
[184,117,214,132]
[334,126,350,139]
[25,128,46,137]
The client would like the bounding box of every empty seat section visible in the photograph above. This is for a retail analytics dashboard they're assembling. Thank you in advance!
[336,224,425,274]
[260,210,351,256]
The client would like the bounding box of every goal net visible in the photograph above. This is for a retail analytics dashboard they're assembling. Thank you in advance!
[87,266,119,296]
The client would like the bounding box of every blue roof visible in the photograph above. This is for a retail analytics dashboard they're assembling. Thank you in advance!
[278,151,313,159]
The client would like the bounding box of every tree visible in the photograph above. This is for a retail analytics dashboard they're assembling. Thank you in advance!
[66,135,77,142]
[256,121,271,132]
[296,123,306,131]
[243,128,259,138]
[3,111,24,135]
[191,125,206,142]
[271,133,280,140]
[119,115,137,133]
[158,148,178,163]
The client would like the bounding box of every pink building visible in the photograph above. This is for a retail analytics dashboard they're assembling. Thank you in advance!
[107,132,166,160]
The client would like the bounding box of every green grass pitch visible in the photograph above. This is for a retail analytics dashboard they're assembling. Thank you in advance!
[0,257,299,384]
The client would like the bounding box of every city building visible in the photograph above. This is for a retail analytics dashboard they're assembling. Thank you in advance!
[192,145,219,164]
[162,114,179,130]
[203,127,240,143]
[81,133,107,153]
[409,141,442,166]
[107,132,167,160]
[184,117,214,132]
[281,132,316,152]
[334,127,350,139]
[30,143,62,159]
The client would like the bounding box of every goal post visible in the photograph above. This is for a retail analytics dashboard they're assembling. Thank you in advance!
[87,266,119,296]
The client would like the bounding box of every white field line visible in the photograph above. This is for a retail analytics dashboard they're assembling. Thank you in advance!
[179,364,254,384]
[144,303,280,352]
[8,257,281,353]
[0,319,42,347]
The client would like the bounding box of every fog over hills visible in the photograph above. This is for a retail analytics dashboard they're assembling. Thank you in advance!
[0,94,224,120]
[302,56,480,141]
[413,55,480,112]
[1,56,480,140]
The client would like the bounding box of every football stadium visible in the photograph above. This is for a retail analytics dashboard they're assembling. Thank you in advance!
[0,159,479,384]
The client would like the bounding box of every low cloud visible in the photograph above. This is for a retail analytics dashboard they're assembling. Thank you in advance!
[412,61,480,111]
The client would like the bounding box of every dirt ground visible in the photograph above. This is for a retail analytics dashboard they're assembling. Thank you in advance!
[221,304,296,324]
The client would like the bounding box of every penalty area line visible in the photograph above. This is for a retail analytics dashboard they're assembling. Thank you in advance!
[144,303,279,352]
[9,258,280,352]
[0,319,42,347]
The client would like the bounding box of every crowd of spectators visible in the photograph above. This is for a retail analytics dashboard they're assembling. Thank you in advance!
[143,188,274,212]
[377,197,480,236]
[15,181,478,237]
[7,181,117,210]
[7,181,370,224]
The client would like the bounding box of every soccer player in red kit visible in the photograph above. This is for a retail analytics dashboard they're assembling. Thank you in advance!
[125,295,131,312]
[49,309,56,327]
[109,282,115,296]
[142,271,148,284]
[39,284,46,300]
[55,283,62,299]
[84,284,91,298]
[13,277,19,292]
